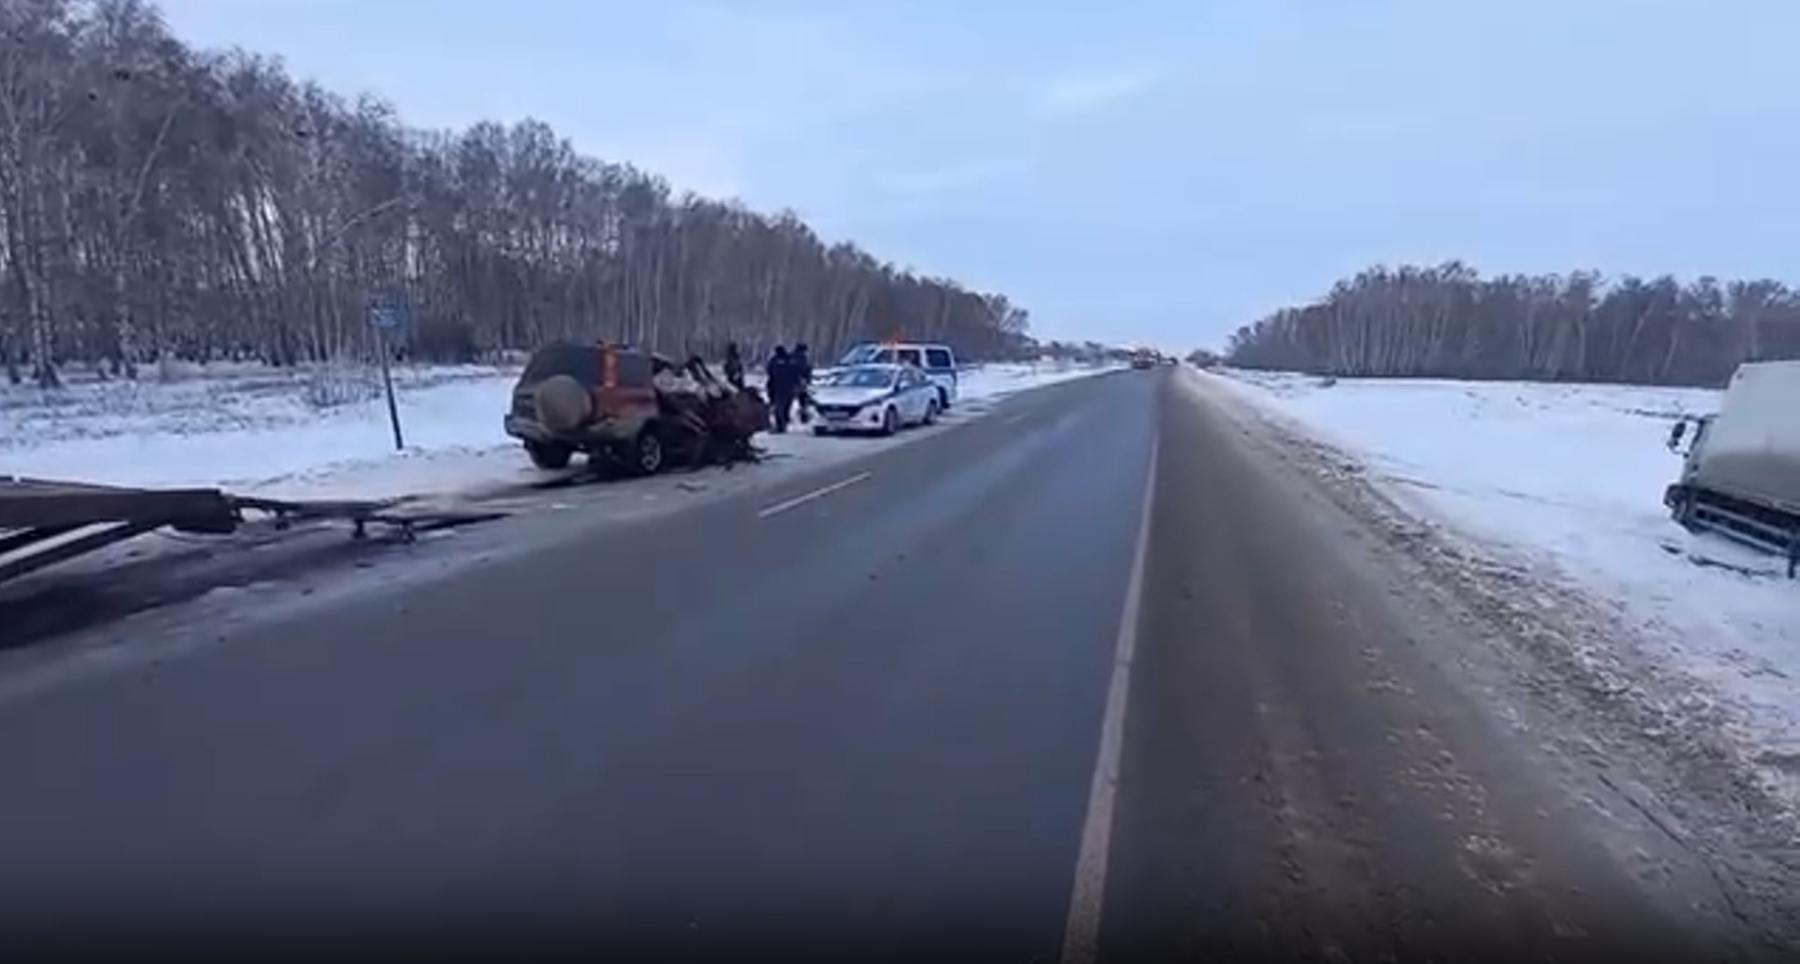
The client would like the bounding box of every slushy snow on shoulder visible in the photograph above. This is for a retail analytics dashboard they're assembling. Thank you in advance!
[1213,368,1799,795]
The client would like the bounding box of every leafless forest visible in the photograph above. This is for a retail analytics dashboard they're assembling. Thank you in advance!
[1227,262,1800,386]
[0,0,1037,388]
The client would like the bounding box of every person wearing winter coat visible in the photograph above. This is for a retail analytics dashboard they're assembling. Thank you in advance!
[765,345,796,433]
[790,342,814,424]
[791,342,814,385]
[723,342,746,390]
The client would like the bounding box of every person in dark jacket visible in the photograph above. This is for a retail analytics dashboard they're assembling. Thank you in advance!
[723,342,746,390]
[765,345,795,433]
[791,342,814,383]
[790,342,814,424]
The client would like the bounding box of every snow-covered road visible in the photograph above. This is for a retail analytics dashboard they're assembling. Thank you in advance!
[1212,367,1800,800]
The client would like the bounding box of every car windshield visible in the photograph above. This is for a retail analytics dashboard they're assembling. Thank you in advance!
[822,367,895,389]
[839,345,880,365]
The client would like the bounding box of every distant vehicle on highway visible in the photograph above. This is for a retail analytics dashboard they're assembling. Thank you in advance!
[836,342,959,410]
[1131,348,1156,369]
[811,364,940,436]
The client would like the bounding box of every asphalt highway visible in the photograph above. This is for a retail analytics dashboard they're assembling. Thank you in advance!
[0,369,1758,961]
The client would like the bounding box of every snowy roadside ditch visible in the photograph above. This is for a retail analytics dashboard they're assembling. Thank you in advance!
[0,359,1118,503]
[1208,367,1800,802]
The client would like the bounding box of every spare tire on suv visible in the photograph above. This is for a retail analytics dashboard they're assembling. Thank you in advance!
[534,374,592,433]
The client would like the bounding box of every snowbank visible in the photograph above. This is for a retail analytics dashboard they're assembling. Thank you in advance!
[955,360,1122,401]
[1,359,1115,501]
[1213,369,1800,775]
[1,364,518,499]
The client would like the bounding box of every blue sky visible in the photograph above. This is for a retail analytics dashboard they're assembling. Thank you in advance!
[159,0,1800,350]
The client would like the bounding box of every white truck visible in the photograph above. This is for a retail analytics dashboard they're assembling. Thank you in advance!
[1664,360,1800,577]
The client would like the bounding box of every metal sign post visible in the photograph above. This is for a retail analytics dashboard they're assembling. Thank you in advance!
[369,305,405,451]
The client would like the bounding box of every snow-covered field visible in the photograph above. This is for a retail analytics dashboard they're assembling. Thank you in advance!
[1213,368,1800,784]
[0,363,527,501]
[0,358,1115,501]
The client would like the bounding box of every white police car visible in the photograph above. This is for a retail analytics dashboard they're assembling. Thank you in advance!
[810,364,941,436]
[835,342,958,409]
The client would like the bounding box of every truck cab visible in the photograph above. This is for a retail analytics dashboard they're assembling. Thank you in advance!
[1663,360,1800,575]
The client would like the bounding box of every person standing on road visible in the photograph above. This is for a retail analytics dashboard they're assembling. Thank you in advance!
[791,342,814,425]
[766,345,795,433]
[723,342,746,391]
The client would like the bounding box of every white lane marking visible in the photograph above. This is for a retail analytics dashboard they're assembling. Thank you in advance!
[756,472,872,519]
[1060,433,1159,964]
[1002,412,1030,425]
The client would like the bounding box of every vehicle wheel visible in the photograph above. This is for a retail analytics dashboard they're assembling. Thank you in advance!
[881,407,898,436]
[629,429,665,476]
[923,399,939,425]
[1673,489,1700,531]
[813,426,830,436]
[525,440,573,470]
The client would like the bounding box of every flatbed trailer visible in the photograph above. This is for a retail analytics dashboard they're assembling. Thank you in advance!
[0,476,497,585]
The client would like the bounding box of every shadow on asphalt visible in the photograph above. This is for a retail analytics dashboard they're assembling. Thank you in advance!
[0,513,504,654]
[0,444,781,654]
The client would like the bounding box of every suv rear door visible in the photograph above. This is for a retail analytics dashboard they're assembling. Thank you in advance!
[513,344,598,421]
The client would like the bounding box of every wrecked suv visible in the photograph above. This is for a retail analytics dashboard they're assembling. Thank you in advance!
[503,342,666,474]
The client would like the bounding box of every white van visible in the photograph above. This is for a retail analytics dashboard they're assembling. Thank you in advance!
[836,342,959,409]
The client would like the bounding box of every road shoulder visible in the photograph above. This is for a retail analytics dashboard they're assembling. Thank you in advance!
[1100,368,1788,960]
[1170,367,1800,954]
